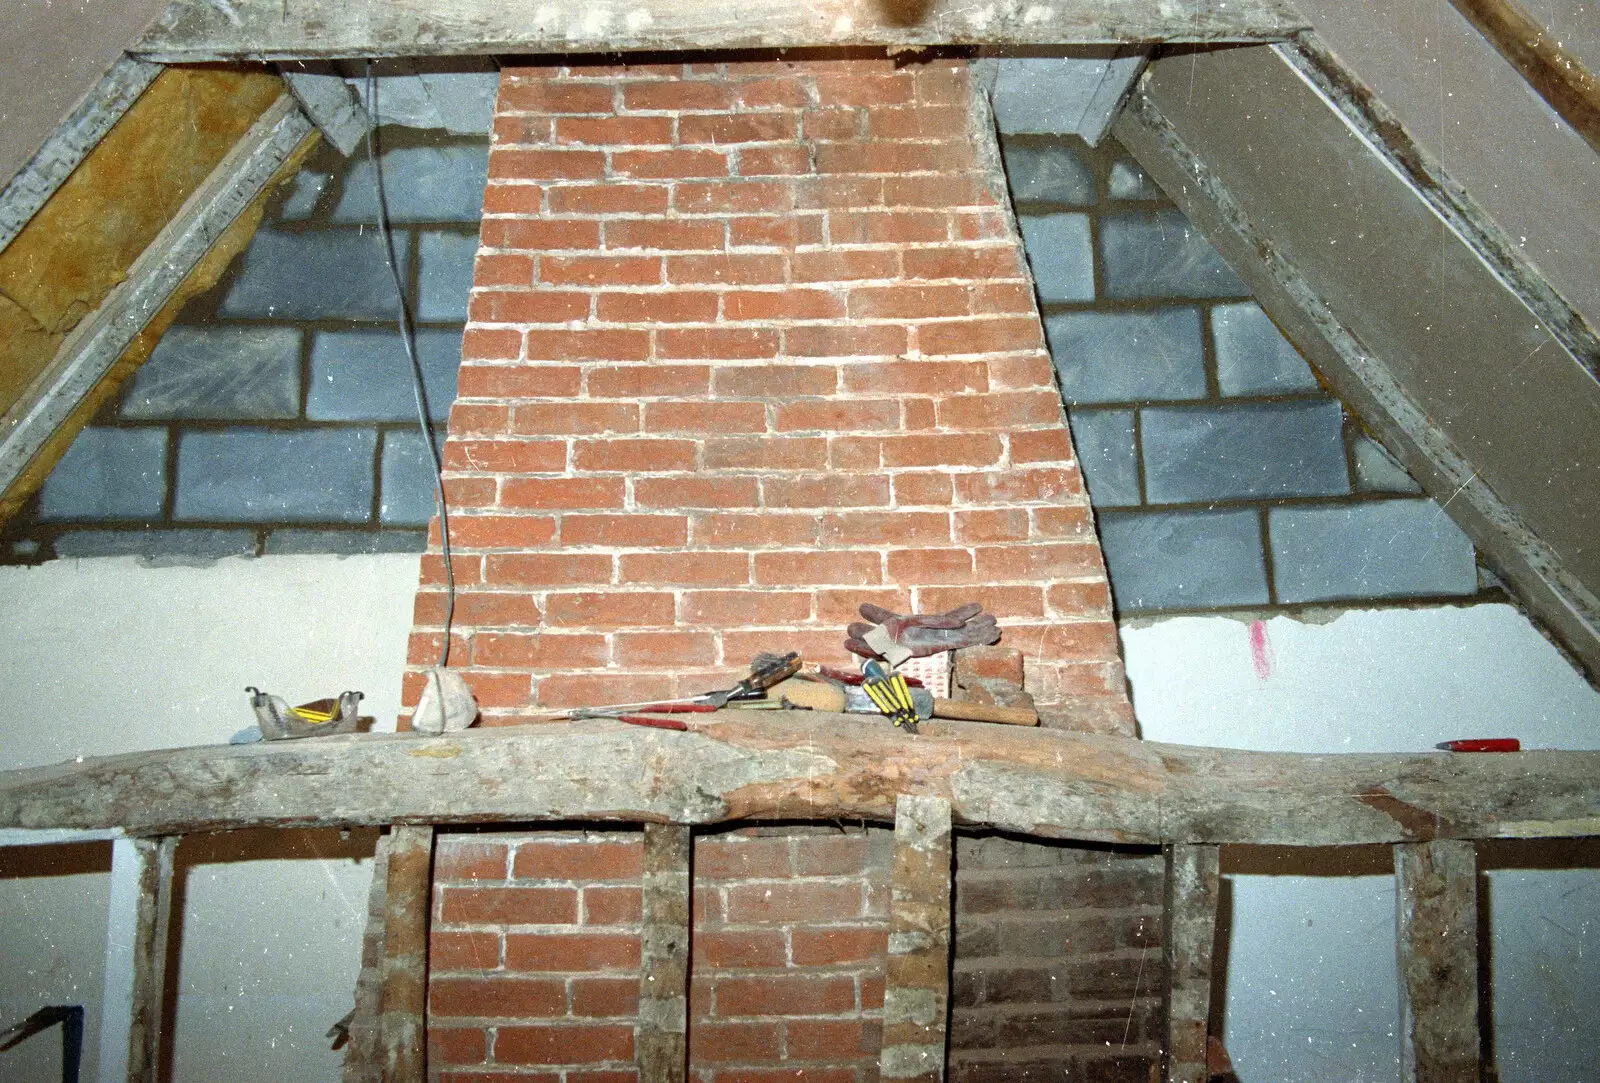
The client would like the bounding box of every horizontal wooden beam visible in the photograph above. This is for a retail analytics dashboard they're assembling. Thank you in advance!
[0,715,1597,846]
[131,0,1306,61]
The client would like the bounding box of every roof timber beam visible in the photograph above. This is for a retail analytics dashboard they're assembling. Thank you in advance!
[130,0,1306,61]
[2,716,1599,846]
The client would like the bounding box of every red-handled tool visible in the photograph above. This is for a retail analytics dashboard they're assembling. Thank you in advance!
[617,714,690,731]
[1437,738,1521,752]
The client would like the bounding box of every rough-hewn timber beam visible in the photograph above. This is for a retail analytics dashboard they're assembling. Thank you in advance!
[97,836,177,1083]
[380,825,433,1083]
[638,823,691,1083]
[880,794,953,1083]
[131,0,1306,61]
[1395,840,1480,1083]
[1162,843,1219,1083]
[1,716,1598,846]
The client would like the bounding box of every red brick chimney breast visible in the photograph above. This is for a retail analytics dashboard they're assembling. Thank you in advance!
[403,55,1130,732]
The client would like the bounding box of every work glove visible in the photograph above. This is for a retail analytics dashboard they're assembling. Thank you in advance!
[845,602,1000,662]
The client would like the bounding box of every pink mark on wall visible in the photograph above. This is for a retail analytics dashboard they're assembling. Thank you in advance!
[1249,620,1276,681]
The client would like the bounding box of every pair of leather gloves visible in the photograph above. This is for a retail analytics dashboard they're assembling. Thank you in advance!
[844,602,1000,662]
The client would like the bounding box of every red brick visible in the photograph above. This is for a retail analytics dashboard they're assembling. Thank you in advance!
[666,252,787,286]
[695,836,792,879]
[680,113,799,144]
[430,977,565,1018]
[619,551,750,586]
[421,553,483,587]
[555,115,675,145]
[712,974,856,1016]
[689,1021,781,1063]
[921,318,1045,357]
[737,145,812,176]
[1010,427,1076,463]
[495,1024,634,1065]
[408,631,470,666]
[500,81,615,113]
[774,399,899,433]
[547,184,672,215]
[604,216,725,250]
[449,403,512,434]
[721,629,847,666]
[953,466,1083,504]
[879,433,1003,468]
[436,842,511,882]
[723,289,845,321]
[901,397,936,430]
[418,590,543,628]
[570,976,639,1017]
[884,547,975,584]
[917,584,1044,619]
[703,436,826,471]
[621,80,736,110]
[846,282,966,318]
[829,436,883,470]
[522,329,651,362]
[562,513,689,547]
[536,672,676,709]
[482,218,600,251]
[840,360,988,395]
[764,474,889,508]
[544,591,675,627]
[815,72,914,106]
[869,103,969,138]
[540,254,662,286]
[634,475,761,508]
[505,933,640,971]
[456,364,582,399]
[803,106,863,140]
[790,926,888,966]
[432,930,502,971]
[785,1021,881,1061]
[462,328,522,361]
[729,213,824,247]
[475,251,536,285]
[785,324,905,358]
[955,208,1013,242]
[675,180,792,214]
[999,620,1122,662]
[468,290,591,323]
[483,183,546,214]
[820,510,950,546]
[483,553,613,586]
[610,148,730,179]
[512,401,640,435]
[432,515,557,551]
[690,512,819,548]
[583,885,643,926]
[884,174,999,208]
[596,290,720,323]
[973,542,1103,581]
[473,632,611,669]
[657,327,780,360]
[588,365,711,397]
[693,929,788,968]
[813,587,911,624]
[903,246,1022,281]
[815,140,971,175]
[460,670,533,708]
[1046,580,1113,616]
[680,590,812,625]
[490,149,606,180]
[512,839,643,881]
[711,365,837,397]
[438,886,578,925]
[430,1027,488,1066]
[1031,504,1094,538]
[613,630,719,666]
[573,438,697,472]
[500,477,626,510]
[753,550,880,586]
[790,249,897,283]
[443,477,498,507]
[738,78,811,107]
[953,508,1030,543]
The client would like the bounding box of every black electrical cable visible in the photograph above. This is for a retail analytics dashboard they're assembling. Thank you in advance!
[365,63,455,670]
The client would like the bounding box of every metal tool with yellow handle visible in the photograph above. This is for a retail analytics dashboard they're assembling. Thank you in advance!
[861,659,921,734]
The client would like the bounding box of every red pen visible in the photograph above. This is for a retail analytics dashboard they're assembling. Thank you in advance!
[617,714,690,731]
[1436,738,1521,752]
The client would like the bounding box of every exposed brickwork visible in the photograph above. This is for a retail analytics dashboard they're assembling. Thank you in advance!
[403,55,1131,730]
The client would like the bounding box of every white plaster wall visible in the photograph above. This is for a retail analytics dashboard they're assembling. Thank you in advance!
[1124,604,1600,1082]
[0,554,419,1083]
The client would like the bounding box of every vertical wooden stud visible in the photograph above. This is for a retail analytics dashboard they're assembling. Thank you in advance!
[1163,842,1220,1083]
[1396,840,1480,1083]
[880,795,954,1083]
[638,823,692,1083]
[98,835,177,1083]
[380,825,434,1083]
